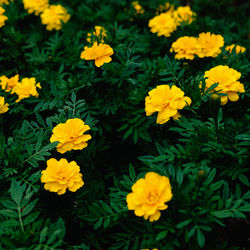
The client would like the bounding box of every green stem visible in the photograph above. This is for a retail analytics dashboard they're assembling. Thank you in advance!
[18,207,24,232]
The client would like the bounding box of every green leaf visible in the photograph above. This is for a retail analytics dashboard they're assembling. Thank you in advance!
[129,164,136,181]
[197,228,205,248]
[39,226,48,243]
[10,180,26,206]
[94,218,103,230]
[176,219,192,228]
[156,230,168,241]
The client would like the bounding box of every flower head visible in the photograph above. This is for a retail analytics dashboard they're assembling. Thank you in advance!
[170,36,199,60]
[40,4,70,31]
[0,74,19,93]
[132,1,144,14]
[145,85,191,124]
[41,158,84,195]
[173,6,196,25]
[0,96,9,114]
[203,65,245,105]
[148,12,177,37]
[126,172,173,222]
[225,44,246,54]
[196,32,224,58]
[0,6,8,28]
[23,0,49,15]
[80,42,114,67]
[50,118,91,154]
[13,77,41,103]
[86,26,107,44]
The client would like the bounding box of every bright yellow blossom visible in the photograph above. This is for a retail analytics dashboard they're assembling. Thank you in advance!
[40,5,70,31]
[0,96,9,114]
[0,6,7,28]
[86,26,107,44]
[0,74,19,93]
[170,36,199,60]
[196,32,224,58]
[0,0,12,5]
[145,85,191,124]
[203,65,245,105]
[13,77,41,103]
[80,42,114,67]
[225,44,246,54]
[50,118,91,154]
[132,1,144,14]
[126,172,173,222]
[173,6,196,25]
[41,158,84,195]
[23,0,49,15]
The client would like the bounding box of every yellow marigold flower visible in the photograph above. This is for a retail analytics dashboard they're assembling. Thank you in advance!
[145,85,191,124]
[0,74,19,93]
[132,1,144,14]
[0,96,9,114]
[203,65,245,105]
[0,6,8,28]
[170,36,199,60]
[41,158,84,195]
[80,42,114,67]
[23,0,49,15]
[126,172,173,222]
[196,32,224,58]
[148,13,177,37]
[173,6,196,25]
[13,77,41,103]
[40,5,70,31]
[156,2,174,15]
[0,0,11,5]
[225,44,246,54]
[86,26,107,44]
[50,118,91,154]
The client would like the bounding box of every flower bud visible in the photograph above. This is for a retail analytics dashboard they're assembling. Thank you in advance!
[209,93,221,113]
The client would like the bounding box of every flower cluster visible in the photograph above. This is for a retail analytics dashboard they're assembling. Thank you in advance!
[22,0,49,15]
[0,96,9,114]
[50,118,92,154]
[145,85,191,124]
[86,26,107,44]
[126,172,173,222]
[225,44,246,54]
[171,32,224,60]
[0,6,7,28]
[132,1,144,14]
[202,65,245,105]
[80,42,114,67]
[149,5,195,37]
[41,158,84,195]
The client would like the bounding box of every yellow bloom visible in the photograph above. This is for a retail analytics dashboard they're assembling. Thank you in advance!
[132,1,144,14]
[23,0,49,15]
[50,118,91,154]
[225,44,246,54]
[170,36,199,60]
[40,5,70,31]
[156,2,174,15]
[0,96,9,114]
[145,85,191,124]
[203,65,245,105]
[86,26,107,44]
[148,13,177,37]
[41,158,84,195]
[126,172,173,222]
[173,6,196,25]
[13,77,41,103]
[0,0,12,5]
[0,6,8,28]
[196,32,224,58]
[80,42,114,67]
[0,74,19,93]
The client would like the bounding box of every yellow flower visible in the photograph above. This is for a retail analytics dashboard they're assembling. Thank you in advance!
[23,0,49,15]
[86,26,107,44]
[0,0,12,5]
[41,158,84,195]
[50,118,91,154]
[170,36,199,60]
[156,2,174,15]
[126,172,173,222]
[132,1,144,14]
[173,6,196,25]
[0,74,19,93]
[203,65,245,105]
[13,77,41,103]
[40,5,70,31]
[0,96,9,114]
[148,12,177,37]
[225,44,246,54]
[196,32,224,58]
[0,6,8,28]
[145,85,191,124]
[80,42,114,67]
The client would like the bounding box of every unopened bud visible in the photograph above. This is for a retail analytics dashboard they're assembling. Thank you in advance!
[209,94,221,113]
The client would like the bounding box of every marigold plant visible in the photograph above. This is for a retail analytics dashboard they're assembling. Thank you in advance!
[41,158,84,195]
[0,74,19,93]
[0,6,7,28]
[80,42,114,67]
[145,85,191,124]
[0,96,9,114]
[225,44,246,54]
[86,26,107,44]
[126,172,173,222]
[50,118,91,154]
[203,65,245,105]
[40,4,70,31]
[22,0,49,15]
